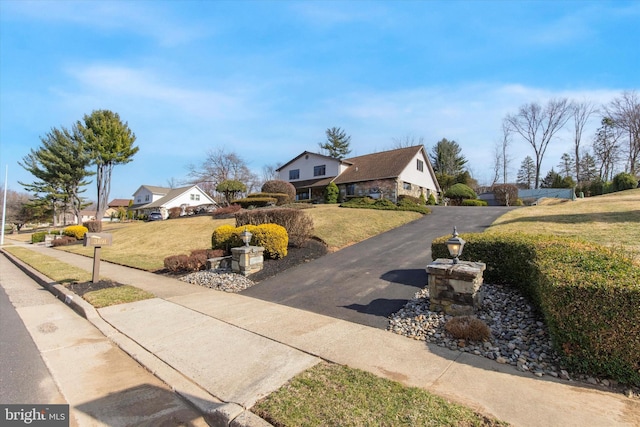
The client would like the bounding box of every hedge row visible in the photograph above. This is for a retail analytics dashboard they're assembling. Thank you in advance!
[432,232,640,386]
[212,224,288,259]
[247,192,290,206]
[232,197,277,208]
[235,208,313,247]
[340,197,432,214]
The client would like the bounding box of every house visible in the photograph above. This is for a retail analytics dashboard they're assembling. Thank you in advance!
[130,185,218,219]
[277,145,441,203]
[104,199,132,220]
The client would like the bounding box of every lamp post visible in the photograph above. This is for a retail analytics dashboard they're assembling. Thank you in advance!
[445,226,465,264]
[240,227,252,247]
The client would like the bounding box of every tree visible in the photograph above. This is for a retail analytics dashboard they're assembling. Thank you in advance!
[571,100,597,184]
[492,184,518,206]
[498,120,512,184]
[429,138,467,176]
[504,98,573,188]
[541,169,574,189]
[578,152,598,183]
[319,127,352,159]
[557,153,574,178]
[186,148,257,200]
[593,117,623,181]
[216,179,247,205]
[444,183,476,205]
[606,91,640,175]
[78,110,138,220]
[261,164,279,182]
[324,182,339,203]
[19,125,93,224]
[1,189,31,231]
[612,172,638,192]
[391,134,425,149]
[516,156,535,189]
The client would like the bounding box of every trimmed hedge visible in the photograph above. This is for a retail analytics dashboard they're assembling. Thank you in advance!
[432,232,640,386]
[340,197,431,214]
[212,223,288,259]
[232,197,277,208]
[235,208,313,247]
[461,199,488,206]
[63,225,89,240]
[247,192,290,206]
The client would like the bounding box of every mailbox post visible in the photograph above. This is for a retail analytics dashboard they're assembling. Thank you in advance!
[83,233,112,283]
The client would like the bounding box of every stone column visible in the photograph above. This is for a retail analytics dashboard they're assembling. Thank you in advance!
[231,246,265,276]
[426,259,486,316]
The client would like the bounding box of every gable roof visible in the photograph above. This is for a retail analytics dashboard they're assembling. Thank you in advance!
[276,151,352,172]
[333,145,426,184]
[133,185,172,196]
[108,199,132,208]
[136,185,217,209]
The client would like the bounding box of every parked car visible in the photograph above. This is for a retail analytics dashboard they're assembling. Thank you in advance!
[148,212,163,221]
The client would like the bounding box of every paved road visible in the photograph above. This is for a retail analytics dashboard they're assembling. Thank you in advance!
[242,206,516,329]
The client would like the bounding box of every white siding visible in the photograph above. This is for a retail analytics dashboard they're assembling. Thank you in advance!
[279,153,341,182]
[133,188,161,205]
[398,151,438,191]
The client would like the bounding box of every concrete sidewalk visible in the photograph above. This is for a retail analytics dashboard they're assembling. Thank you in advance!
[4,242,640,427]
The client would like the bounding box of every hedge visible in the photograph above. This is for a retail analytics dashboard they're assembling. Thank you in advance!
[63,225,89,240]
[432,232,640,386]
[235,208,313,247]
[247,192,290,206]
[212,223,288,259]
[232,197,277,208]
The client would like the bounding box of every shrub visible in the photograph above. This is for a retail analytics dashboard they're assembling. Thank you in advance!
[261,180,296,203]
[235,208,313,247]
[398,194,421,205]
[232,197,277,208]
[445,316,491,341]
[32,231,48,243]
[324,182,339,204]
[492,184,519,206]
[445,183,477,205]
[419,193,427,205]
[248,192,290,206]
[341,197,375,207]
[432,232,640,386]
[51,236,76,247]
[461,199,488,206]
[427,193,437,205]
[83,220,102,233]
[373,198,398,210]
[212,204,242,218]
[212,225,242,251]
[63,225,89,240]
[612,172,638,192]
[164,255,189,272]
[168,207,182,219]
[211,224,288,259]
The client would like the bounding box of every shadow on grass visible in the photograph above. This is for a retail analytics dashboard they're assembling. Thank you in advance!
[496,210,640,226]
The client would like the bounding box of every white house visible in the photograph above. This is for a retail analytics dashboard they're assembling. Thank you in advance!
[277,145,441,203]
[130,185,218,219]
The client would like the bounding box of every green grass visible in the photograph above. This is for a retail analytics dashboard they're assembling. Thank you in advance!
[253,362,507,427]
[81,285,155,308]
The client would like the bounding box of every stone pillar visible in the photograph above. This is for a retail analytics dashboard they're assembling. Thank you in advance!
[426,259,486,316]
[231,246,265,276]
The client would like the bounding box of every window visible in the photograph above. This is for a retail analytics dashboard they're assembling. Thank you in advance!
[314,165,326,176]
[403,182,412,190]
[289,169,300,180]
[145,195,150,202]
[417,159,424,172]
[190,194,200,201]
[346,184,355,196]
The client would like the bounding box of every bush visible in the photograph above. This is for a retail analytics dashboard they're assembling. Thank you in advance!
[51,236,76,247]
[261,180,296,203]
[168,207,182,219]
[235,208,313,247]
[612,172,638,192]
[492,184,519,206]
[83,220,102,233]
[398,194,421,205]
[432,232,640,386]
[324,182,339,204]
[163,254,189,272]
[340,196,431,214]
[232,197,277,208]
[212,204,242,218]
[461,199,488,206]
[427,193,437,205]
[445,316,491,341]
[247,192,290,206]
[211,224,288,259]
[445,183,477,205]
[31,231,48,243]
[63,225,89,240]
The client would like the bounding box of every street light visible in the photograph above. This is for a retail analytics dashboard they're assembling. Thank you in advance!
[240,227,252,247]
[445,227,465,264]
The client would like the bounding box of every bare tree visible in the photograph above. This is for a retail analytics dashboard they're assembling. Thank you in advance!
[593,117,623,181]
[499,120,512,183]
[606,91,640,175]
[491,142,501,185]
[261,164,279,182]
[392,134,425,149]
[186,148,254,188]
[504,98,573,188]
[571,100,598,184]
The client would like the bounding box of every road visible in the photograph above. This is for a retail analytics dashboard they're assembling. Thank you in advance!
[242,206,516,329]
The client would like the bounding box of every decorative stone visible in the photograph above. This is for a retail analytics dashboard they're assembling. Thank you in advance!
[231,246,265,276]
[426,259,486,315]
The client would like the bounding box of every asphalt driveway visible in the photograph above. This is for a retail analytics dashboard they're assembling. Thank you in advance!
[241,206,517,329]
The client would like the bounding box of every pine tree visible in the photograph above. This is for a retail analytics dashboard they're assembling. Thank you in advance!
[318,127,352,159]
[516,156,535,189]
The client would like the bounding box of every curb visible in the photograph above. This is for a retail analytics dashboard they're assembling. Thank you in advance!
[1,248,272,427]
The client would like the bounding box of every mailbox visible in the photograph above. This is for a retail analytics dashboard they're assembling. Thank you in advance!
[84,233,113,247]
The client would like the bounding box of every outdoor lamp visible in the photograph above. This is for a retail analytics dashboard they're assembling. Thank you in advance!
[240,227,252,247]
[445,227,465,264]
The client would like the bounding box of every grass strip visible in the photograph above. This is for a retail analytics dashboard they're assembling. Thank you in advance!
[252,362,508,427]
[4,246,92,283]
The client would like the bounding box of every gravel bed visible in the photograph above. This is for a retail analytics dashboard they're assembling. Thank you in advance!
[388,283,639,397]
[180,268,256,292]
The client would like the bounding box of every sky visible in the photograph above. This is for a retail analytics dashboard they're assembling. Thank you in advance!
[1,0,639,201]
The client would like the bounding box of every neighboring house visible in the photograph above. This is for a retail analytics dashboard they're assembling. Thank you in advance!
[104,199,132,220]
[518,188,576,204]
[130,185,218,219]
[79,210,97,223]
[277,145,441,203]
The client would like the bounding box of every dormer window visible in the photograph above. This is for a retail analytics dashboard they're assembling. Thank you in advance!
[314,165,326,176]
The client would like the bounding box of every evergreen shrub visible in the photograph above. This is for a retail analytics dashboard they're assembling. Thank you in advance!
[247,192,290,206]
[427,193,437,205]
[235,208,313,247]
[432,232,640,386]
[324,182,339,204]
[63,225,89,240]
[211,224,288,259]
[32,231,48,243]
[232,197,277,208]
[461,199,488,206]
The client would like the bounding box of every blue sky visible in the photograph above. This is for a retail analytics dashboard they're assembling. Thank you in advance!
[1,0,638,200]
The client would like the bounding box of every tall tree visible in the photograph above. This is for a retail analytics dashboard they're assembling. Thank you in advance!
[578,152,598,183]
[319,127,351,159]
[504,98,573,188]
[186,147,258,199]
[391,134,425,149]
[499,120,512,184]
[429,138,467,176]
[516,156,535,189]
[593,117,623,181]
[19,125,93,224]
[557,153,575,178]
[571,100,597,184]
[78,110,138,220]
[606,90,640,175]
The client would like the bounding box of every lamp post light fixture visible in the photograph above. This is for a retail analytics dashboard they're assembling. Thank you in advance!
[445,226,466,264]
[240,227,252,247]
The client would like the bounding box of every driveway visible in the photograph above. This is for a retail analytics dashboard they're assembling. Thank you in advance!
[241,206,517,329]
